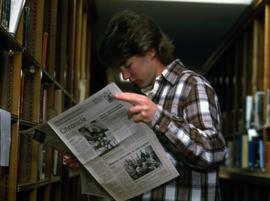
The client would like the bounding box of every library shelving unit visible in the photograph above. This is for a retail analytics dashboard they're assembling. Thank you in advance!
[0,0,93,201]
[199,0,270,200]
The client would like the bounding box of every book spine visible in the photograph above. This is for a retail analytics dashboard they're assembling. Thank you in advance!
[258,139,264,169]
[266,89,270,126]
[1,0,11,30]
[52,89,63,175]
[265,141,270,171]
[38,144,45,180]
[236,135,242,168]
[0,108,11,167]
[41,32,48,69]
[224,140,234,167]
[0,0,2,24]
[245,95,253,129]
[23,6,30,49]
[241,135,249,169]
[0,47,3,107]
[254,91,265,129]
[1,0,7,29]
[19,69,24,117]
[247,129,259,170]
[248,139,255,169]
[0,50,13,111]
[41,87,48,122]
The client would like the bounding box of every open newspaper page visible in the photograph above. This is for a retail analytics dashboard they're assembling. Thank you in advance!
[46,82,179,201]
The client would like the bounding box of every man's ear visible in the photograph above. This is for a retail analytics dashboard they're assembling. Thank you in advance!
[147,48,156,59]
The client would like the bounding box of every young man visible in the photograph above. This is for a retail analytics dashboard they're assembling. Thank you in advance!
[98,10,227,201]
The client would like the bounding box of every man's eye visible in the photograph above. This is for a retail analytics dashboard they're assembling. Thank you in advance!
[124,64,131,69]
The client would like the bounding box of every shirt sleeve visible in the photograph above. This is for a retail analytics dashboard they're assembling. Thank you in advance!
[150,78,227,170]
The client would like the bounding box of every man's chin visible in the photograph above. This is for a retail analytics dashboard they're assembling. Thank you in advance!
[131,82,140,88]
[131,81,148,89]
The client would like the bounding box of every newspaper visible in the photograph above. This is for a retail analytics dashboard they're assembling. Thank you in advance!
[22,82,179,201]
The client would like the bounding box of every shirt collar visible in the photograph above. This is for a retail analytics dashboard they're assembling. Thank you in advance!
[141,85,153,97]
[160,59,187,85]
[140,59,186,96]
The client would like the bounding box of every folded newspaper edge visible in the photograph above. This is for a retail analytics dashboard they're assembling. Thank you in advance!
[19,82,179,201]
[20,123,69,152]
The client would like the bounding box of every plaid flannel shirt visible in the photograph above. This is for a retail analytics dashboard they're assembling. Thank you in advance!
[129,59,227,201]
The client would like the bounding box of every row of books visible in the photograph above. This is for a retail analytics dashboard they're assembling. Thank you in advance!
[225,130,265,170]
[0,0,25,35]
[221,90,270,139]
[224,90,270,171]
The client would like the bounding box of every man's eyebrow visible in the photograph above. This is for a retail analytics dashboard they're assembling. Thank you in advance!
[119,60,129,67]
[118,60,126,67]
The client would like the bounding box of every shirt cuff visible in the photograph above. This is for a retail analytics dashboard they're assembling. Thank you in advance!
[150,105,162,128]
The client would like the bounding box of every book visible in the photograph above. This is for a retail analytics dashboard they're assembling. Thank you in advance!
[41,32,48,69]
[19,69,25,117]
[224,140,235,167]
[254,91,265,129]
[38,143,46,180]
[265,141,270,171]
[8,0,25,35]
[0,0,2,24]
[248,129,258,170]
[0,0,11,30]
[266,89,270,126]
[21,82,179,201]
[23,6,30,49]
[0,108,11,166]
[245,95,253,129]
[0,50,11,111]
[247,129,265,170]
[39,86,48,179]
[236,134,242,168]
[241,134,248,168]
[258,139,264,169]
[0,46,3,103]
[40,87,48,123]
[52,89,63,176]
[54,89,63,115]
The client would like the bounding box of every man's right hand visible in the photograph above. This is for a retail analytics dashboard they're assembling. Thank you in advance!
[63,153,80,170]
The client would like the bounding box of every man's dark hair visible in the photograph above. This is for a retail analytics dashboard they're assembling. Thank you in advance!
[98,10,175,68]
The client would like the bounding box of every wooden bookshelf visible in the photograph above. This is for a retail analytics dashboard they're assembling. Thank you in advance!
[219,166,270,184]
[0,0,93,201]
[219,167,270,201]
[202,0,270,200]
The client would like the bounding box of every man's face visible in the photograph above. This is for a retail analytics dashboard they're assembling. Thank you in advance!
[119,52,160,89]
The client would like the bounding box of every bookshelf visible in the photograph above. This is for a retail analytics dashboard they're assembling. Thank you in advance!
[200,0,270,200]
[0,0,93,201]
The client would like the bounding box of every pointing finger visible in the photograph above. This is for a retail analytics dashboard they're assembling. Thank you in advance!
[114,92,144,105]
